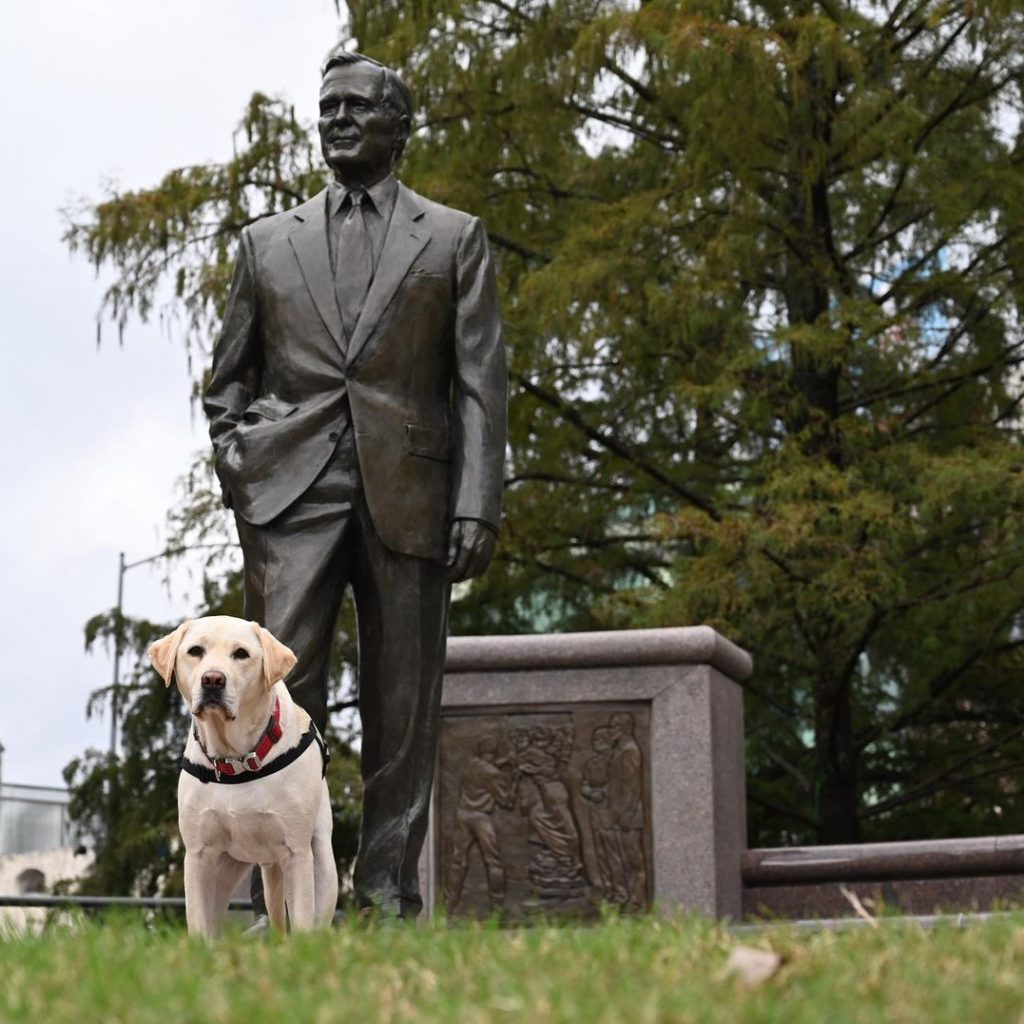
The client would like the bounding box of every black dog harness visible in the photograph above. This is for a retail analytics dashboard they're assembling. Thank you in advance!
[181,698,329,785]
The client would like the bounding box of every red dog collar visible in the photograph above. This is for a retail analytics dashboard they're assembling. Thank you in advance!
[192,697,284,779]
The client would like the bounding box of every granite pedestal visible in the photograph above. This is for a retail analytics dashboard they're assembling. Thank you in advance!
[419,626,752,920]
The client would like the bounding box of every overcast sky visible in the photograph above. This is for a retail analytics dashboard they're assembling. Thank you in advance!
[0,1,343,787]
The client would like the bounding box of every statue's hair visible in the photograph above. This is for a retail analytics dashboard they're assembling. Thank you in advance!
[321,48,413,125]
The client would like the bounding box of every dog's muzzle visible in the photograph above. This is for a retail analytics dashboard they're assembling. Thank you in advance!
[193,697,235,720]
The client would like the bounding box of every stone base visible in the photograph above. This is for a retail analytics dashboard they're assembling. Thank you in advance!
[744,875,1024,919]
[742,835,1024,919]
[420,626,751,920]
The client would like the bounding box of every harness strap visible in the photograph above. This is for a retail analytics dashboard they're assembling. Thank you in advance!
[182,722,329,786]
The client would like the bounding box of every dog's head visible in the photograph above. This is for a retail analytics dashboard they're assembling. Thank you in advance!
[147,616,297,721]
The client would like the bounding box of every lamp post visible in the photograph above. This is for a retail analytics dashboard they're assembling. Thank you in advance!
[108,544,230,760]
[110,549,172,760]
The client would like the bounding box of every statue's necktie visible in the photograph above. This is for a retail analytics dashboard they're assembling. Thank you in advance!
[336,190,373,340]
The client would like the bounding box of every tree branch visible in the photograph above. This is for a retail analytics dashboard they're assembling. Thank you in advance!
[860,738,1024,820]
[487,232,551,263]
[517,374,721,520]
[748,790,819,831]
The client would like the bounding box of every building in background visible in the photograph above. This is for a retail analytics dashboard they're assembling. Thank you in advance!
[0,781,75,856]
[0,742,93,930]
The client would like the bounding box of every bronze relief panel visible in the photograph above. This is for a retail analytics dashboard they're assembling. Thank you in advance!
[436,703,653,920]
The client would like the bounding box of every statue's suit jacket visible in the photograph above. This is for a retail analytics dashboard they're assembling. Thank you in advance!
[205,182,506,560]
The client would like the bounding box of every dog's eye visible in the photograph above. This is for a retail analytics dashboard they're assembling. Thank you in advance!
[187,645,204,658]
[231,648,250,660]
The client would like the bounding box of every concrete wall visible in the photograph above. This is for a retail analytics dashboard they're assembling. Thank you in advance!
[0,846,94,932]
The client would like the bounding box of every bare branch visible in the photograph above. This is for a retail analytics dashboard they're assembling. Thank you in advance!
[517,374,721,521]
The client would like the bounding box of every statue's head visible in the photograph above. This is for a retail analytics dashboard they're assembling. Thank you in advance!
[318,48,412,186]
[609,712,635,739]
[477,734,499,760]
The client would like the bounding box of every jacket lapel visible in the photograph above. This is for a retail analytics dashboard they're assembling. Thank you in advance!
[288,190,344,349]
[346,183,431,367]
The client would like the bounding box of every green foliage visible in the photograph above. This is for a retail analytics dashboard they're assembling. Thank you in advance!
[64,0,1024,875]
[7,915,1024,1023]
[62,95,328,386]
[349,0,1024,845]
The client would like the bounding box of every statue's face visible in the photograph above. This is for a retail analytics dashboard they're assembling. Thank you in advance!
[318,63,405,183]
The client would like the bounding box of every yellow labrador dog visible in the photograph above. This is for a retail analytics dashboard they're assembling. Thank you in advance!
[148,616,338,939]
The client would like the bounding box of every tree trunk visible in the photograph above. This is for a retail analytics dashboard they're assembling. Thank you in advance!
[815,680,861,844]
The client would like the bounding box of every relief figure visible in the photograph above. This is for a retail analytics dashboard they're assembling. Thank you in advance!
[444,733,516,911]
[580,724,621,901]
[607,712,647,910]
[513,725,587,900]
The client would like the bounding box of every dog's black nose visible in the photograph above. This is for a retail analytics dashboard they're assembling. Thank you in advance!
[201,670,227,690]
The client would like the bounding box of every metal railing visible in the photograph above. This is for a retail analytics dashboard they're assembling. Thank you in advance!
[0,894,252,911]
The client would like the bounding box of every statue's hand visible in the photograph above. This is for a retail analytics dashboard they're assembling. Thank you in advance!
[446,519,497,582]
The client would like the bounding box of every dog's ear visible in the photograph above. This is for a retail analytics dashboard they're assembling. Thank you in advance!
[252,622,297,691]
[147,620,193,687]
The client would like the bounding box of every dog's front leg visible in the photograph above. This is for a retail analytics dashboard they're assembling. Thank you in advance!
[282,847,316,931]
[184,849,227,941]
[313,786,339,926]
[262,862,288,933]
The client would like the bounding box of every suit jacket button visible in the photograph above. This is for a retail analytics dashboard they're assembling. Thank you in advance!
[329,432,339,442]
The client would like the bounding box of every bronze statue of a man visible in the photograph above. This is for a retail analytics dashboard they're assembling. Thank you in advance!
[204,48,507,919]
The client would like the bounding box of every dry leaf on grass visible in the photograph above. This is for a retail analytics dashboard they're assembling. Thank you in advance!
[723,945,784,989]
[839,884,880,928]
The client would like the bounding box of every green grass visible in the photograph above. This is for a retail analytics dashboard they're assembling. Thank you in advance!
[3,913,1024,1023]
